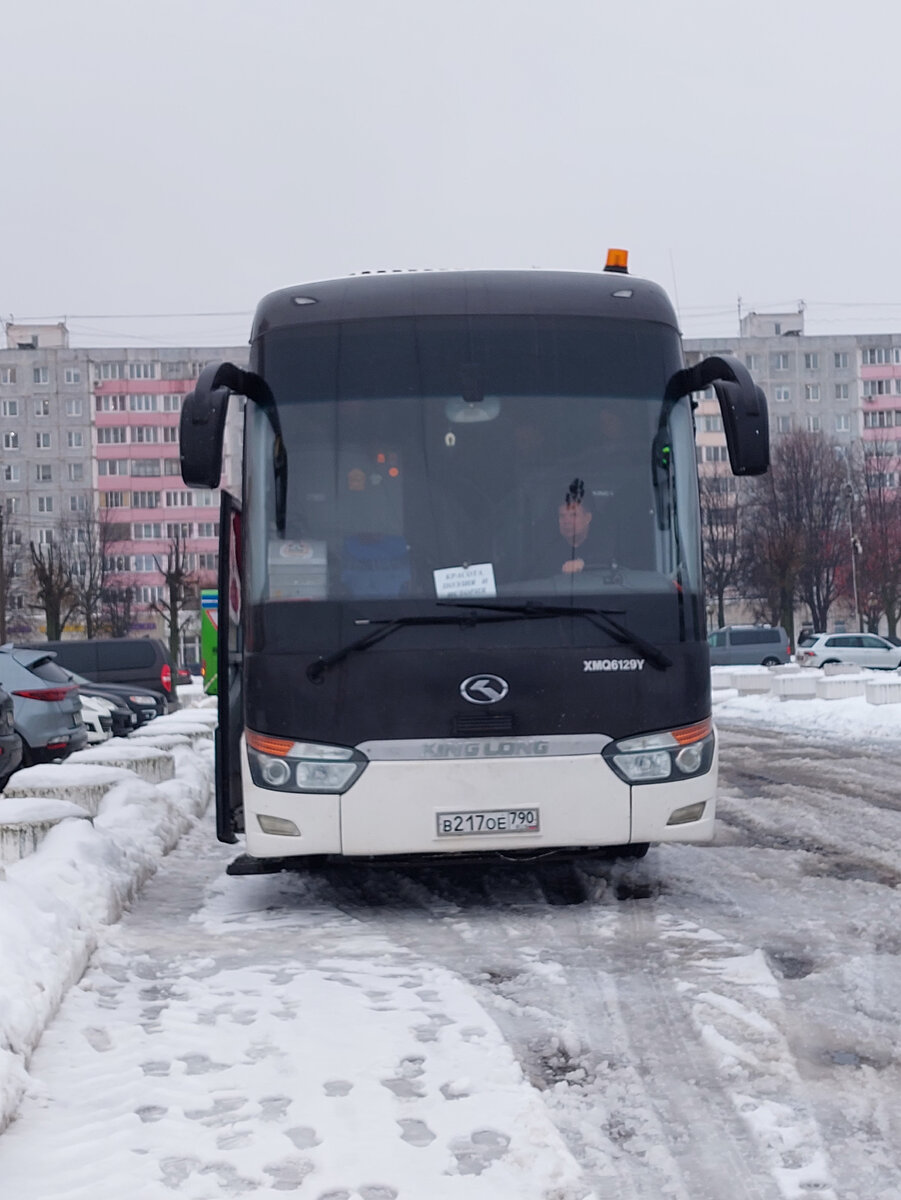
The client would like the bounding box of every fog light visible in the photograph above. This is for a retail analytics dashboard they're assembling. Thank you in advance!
[257,814,301,836]
[261,757,292,787]
[666,802,707,826]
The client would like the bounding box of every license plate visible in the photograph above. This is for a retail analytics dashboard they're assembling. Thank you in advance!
[436,808,540,837]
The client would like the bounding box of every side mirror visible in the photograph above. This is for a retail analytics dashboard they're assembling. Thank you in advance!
[179,359,288,533]
[666,355,769,476]
[180,368,232,488]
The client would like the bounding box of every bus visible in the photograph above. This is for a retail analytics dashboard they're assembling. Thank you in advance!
[179,253,768,874]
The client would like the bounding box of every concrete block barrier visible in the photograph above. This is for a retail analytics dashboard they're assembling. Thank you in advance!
[0,798,92,864]
[732,672,774,696]
[816,675,866,700]
[67,743,175,784]
[773,675,818,701]
[1,763,136,818]
[864,677,901,705]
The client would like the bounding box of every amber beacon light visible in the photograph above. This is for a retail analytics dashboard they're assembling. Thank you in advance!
[604,248,629,274]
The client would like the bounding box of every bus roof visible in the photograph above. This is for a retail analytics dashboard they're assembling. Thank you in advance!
[250,269,680,340]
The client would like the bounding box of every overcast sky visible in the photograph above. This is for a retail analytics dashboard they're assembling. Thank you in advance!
[3,0,900,346]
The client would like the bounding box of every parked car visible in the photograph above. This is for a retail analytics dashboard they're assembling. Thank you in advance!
[0,645,89,766]
[796,632,901,670]
[20,637,178,711]
[0,686,23,789]
[57,669,159,730]
[79,693,114,744]
[176,666,193,686]
[708,625,792,667]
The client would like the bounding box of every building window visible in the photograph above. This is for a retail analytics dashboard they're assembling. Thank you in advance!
[67,462,84,482]
[3,431,19,450]
[35,432,52,449]
[95,394,127,412]
[133,491,162,509]
[137,585,164,604]
[195,490,217,507]
[864,410,896,428]
[3,464,20,482]
[101,491,129,508]
[129,393,158,412]
[69,495,89,512]
[1,399,18,417]
[37,496,54,514]
[806,415,821,431]
[163,458,181,475]
[33,366,49,385]
[132,426,160,444]
[64,368,81,384]
[162,394,182,412]
[5,497,21,515]
[98,459,129,476]
[834,414,851,433]
[776,416,792,433]
[703,446,729,462]
[198,553,219,571]
[35,464,52,482]
[197,522,219,538]
[0,367,16,384]
[701,416,723,432]
[133,522,163,539]
[744,354,759,371]
[166,522,192,538]
[38,529,54,545]
[862,347,892,365]
[127,361,158,379]
[835,384,849,400]
[131,458,162,477]
[7,528,23,546]
[67,431,84,448]
[804,384,820,401]
[97,362,126,380]
[65,397,83,417]
[166,490,194,507]
[133,554,158,572]
[774,386,790,403]
[803,352,819,370]
[162,426,179,443]
[863,379,892,397]
[834,352,849,369]
[772,352,790,371]
[34,397,51,417]
[97,427,127,444]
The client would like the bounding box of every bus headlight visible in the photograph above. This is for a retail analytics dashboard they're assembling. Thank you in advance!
[603,719,714,785]
[246,731,368,794]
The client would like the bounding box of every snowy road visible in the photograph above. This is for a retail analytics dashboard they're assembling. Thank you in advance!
[2,721,900,1199]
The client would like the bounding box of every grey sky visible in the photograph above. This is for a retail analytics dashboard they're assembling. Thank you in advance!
[3,0,900,345]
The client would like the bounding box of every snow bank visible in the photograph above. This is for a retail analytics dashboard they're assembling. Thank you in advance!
[0,722,214,1134]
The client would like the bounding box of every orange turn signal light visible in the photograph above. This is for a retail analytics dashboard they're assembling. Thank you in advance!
[671,719,712,746]
[247,730,295,757]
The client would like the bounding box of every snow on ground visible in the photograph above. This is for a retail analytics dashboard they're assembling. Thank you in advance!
[0,672,899,1198]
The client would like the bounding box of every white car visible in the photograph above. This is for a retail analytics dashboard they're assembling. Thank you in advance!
[796,632,901,670]
[79,693,115,744]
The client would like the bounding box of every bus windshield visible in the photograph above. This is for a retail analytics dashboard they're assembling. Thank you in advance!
[245,315,700,608]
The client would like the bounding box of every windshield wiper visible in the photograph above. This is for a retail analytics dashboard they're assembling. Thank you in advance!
[306,611,515,683]
[436,600,672,671]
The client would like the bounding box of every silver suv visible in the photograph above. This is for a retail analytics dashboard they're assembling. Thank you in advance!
[797,632,901,670]
[0,645,89,766]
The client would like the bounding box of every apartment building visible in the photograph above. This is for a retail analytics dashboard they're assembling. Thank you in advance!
[1,323,248,642]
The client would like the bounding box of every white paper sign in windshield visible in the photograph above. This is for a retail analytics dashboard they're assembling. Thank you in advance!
[433,562,497,599]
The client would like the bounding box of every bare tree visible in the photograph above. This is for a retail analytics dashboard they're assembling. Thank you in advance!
[792,435,848,632]
[152,526,198,666]
[100,582,137,637]
[855,442,901,636]
[699,470,743,629]
[0,511,26,644]
[66,503,128,639]
[28,534,77,641]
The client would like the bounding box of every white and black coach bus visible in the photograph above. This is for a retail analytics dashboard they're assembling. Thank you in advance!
[180,252,768,873]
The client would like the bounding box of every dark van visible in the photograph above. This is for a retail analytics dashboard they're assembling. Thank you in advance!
[708,625,792,667]
[26,638,180,711]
